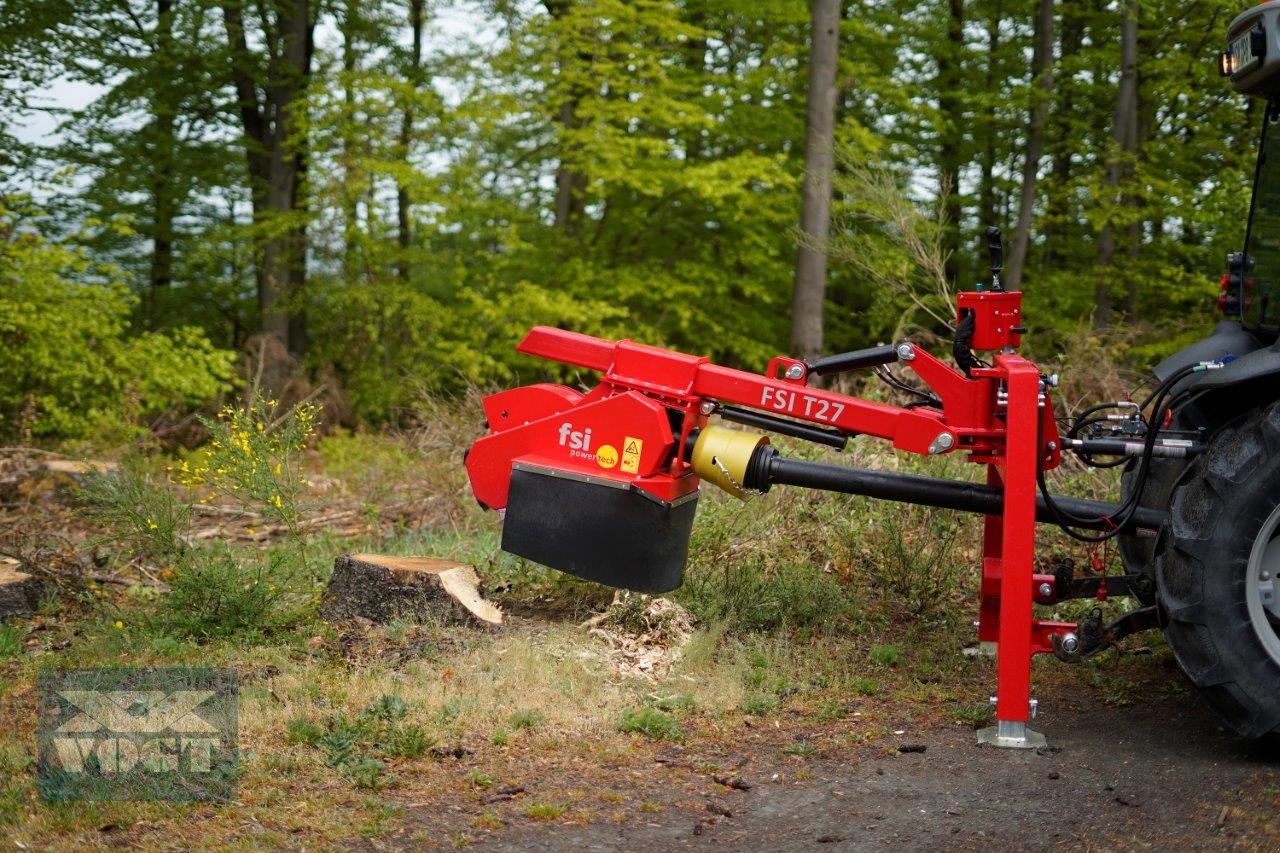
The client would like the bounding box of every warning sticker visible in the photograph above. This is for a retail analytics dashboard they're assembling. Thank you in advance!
[596,444,619,469]
[620,437,643,474]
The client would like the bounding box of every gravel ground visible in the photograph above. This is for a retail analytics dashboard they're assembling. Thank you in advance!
[401,679,1279,851]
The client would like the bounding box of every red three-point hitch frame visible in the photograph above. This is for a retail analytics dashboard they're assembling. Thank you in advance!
[465,285,1077,748]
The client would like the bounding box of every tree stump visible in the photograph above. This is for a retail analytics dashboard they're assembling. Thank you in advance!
[0,566,44,620]
[319,553,503,628]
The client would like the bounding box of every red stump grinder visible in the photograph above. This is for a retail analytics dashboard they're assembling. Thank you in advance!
[465,3,1280,747]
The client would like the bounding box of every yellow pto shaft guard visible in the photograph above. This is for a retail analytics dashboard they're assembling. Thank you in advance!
[690,425,769,500]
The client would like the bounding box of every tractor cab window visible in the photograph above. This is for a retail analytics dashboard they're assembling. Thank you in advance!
[1245,100,1280,329]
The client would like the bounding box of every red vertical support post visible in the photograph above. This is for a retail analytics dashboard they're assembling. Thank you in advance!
[977,465,1003,650]
[978,355,1047,748]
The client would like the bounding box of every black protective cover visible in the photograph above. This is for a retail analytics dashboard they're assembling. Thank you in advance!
[501,465,697,593]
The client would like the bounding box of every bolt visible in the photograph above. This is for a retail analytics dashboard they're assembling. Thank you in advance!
[928,432,954,454]
[896,342,916,361]
[784,364,806,380]
[1038,582,1053,598]
[699,401,717,416]
[1047,373,1059,387]
[1030,699,1039,719]
[1262,570,1272,581]
[1060,633,1079,654]
[1046,441,1057,451]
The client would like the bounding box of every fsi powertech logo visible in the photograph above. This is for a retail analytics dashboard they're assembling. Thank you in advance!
[38,668,237,802]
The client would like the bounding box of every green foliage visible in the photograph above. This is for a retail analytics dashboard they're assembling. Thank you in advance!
[160,547,284,640]
[522,803,565,822]
[4,0,1258,427]
[179,398,318,531]
[507,709,543,730]
[679,491,862,634]
[869,644,902,668]
[78,463,189,564]
[299,692,434,789]
[75,396,319,639]
[0,202,234,441]
[617,706,681,740]
[286,715,326,747]
[0,624,25,658]
[740,693,778,717]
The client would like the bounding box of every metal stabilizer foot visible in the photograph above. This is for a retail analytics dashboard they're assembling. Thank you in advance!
[977,720,1048,749]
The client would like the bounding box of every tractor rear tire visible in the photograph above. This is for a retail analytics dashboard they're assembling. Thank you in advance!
[1156,403,1280,739]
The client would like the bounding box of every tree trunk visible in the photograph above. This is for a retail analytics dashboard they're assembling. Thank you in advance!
[683,5,708,161]
[1005,0,1053,292]
[546,0,588,231]
[1126,22,1155,315]
[977,1,1002,235]
[790,0,841,364]
[340,0,360,283]
[396,0,424,279]
[147,0,177,329]
[1094,0,1137,330]
[936,0,965,286]
[1041,1,1083,267]
[220,0,314,389]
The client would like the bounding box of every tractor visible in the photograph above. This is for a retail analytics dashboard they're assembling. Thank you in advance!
[462,2,1280,748]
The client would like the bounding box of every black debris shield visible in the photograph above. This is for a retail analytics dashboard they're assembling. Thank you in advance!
[500,463,697,593]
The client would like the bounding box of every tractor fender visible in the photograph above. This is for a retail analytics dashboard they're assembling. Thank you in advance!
[1153,320,1261,383]
[1166,322,1280,432]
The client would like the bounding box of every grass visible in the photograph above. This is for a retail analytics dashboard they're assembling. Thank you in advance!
[870,644,902,667]
[0,624,24,658]
[508,709,543,730]
[522,803,564,822]
[0,399,1176,847]
[617,707,681,740]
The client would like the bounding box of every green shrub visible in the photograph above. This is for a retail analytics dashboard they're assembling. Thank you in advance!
[79,463,189,563]
[0,202,234,441]
[363,693,407,723]
[158,548,283,639]
[178,397,318,532]
[869,644,901,667]
[522,803,565,821]
[740,692,778,716]
[77,397,319,641]
[617,707,680,740]
[651,693,696,713]
[297,693,430,789]
[380,725,433,759]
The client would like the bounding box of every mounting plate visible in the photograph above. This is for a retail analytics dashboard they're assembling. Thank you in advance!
[977,720,1048,750]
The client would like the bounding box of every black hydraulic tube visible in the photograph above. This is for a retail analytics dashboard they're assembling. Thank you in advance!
[807,344,899,376]
[716,405,849,450]
[756,454,1165,534]
[1069,437,1205,459]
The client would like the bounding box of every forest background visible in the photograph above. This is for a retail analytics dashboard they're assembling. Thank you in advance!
[0,0,1253,443]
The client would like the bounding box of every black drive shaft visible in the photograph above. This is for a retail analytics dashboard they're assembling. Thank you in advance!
[753,453,1164,534]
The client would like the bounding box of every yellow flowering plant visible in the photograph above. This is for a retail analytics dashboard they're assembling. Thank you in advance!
[78,395,321,639]
[179,397,318,534]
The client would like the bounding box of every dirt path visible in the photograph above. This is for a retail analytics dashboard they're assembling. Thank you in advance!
[390,683,1279,850]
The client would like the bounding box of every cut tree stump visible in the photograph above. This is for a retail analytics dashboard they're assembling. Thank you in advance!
[318,553,503,628]
[0,565,45,620]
